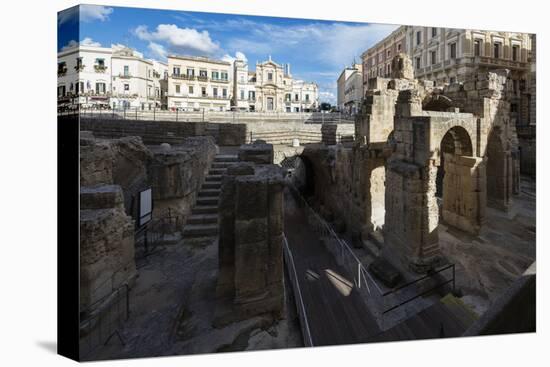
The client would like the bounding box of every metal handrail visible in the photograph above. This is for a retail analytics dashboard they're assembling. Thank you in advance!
[283,235,314,347]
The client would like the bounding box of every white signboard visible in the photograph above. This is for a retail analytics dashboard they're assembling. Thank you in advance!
[139,188,152,226]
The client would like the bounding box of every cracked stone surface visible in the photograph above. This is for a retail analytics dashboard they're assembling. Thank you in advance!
[83,237,302,361]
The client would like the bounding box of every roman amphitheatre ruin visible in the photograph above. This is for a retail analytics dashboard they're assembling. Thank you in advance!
[71,53,535,360]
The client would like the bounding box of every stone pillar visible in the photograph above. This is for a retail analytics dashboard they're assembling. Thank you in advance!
[215,147,285,325]
[441,155,486,234]
[384,160,440,273]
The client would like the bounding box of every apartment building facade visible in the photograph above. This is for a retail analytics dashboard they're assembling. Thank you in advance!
[361,27,407,82]
[166,55,231,111]
[57,44,168,109]
[360,25,534,125]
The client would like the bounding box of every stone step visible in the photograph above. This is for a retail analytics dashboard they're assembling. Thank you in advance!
[196,197,219,206]
[202,181,221,190]
[205,175,223,182]
[209,168,227,175]
[211,161,235,169]
[192,205,219,214]
[182,223,219,238]
[187,214,218,225]
[215,154,239,162]
[198,189,221,197]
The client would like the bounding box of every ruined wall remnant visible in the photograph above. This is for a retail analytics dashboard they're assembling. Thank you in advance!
[80,185,136,312]
[216,143,285,326]
[302,54,521,273]
[148,136,216,220]
[79,133,216,312]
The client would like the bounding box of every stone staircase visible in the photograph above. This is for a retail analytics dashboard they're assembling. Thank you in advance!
[182,154,238,238]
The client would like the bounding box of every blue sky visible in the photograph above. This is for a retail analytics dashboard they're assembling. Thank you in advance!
[58,5,398,104]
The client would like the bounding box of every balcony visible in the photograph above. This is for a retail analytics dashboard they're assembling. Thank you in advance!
[211,78,230,84]
[94,65,107,73]
[472,56,528,70]
[118,73,132,79]
[74,64,85,72]
[57,68,67,77]
[197,75,209,82]
[172,74,195,80]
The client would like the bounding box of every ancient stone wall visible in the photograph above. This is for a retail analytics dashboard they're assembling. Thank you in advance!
[148,137,217,220]
[80,117,207,145]
[216,144,285,326]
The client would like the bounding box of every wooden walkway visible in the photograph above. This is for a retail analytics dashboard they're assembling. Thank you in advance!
[284,191,381,346]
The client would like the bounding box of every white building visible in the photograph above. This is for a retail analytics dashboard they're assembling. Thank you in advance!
[57,44,112,108]
[166,55,232,111]
[336,63,362,114]
[231,56,319,112]
[57,44,168,109]
[110,46,166,110]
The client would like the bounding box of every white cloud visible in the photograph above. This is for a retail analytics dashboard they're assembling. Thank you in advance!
[221,51,248,64]
[148,42,168,60]
[319,90,336,104]
[79,5,113,23]
[134,24,220,56]
[61,37,101,51]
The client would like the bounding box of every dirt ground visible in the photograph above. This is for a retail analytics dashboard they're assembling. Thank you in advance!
[85,237,303,361]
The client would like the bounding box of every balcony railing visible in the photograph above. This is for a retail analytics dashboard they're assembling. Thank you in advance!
[57,69,67,77]
[211,78,230,83]
[171,74,195,80]
[94,65,107,73]
[118,73,132,79]
[197,75,209,81]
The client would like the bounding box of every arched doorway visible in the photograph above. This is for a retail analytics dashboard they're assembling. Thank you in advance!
[436,126,483,234]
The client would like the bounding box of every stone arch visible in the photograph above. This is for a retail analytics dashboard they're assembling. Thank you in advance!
[435,126,484,234]
[423,94,454,112]
[283,155,315,197]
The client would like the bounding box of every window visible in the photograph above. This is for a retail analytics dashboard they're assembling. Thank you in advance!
[95,82,106,94]
[96,58,105,67]
[474,39,481,56]
[387,50,391,58]
[221,72,228,80]
[305,94,310,102]
[173,67,180,75]
[432,27,437,37]
[494,42,501,58]
[201,86,206,96]
[58,62,67,75]
[76,57,83,70]
[415,57,421,69]
[397,44,402,52]
[199,69,207,78]
[175,84,180,94]
[123,65,129,77]
[212,71,219,79]
[77,81,84,94]
[188,85,193,94]
[187,68,194,76]
[213,87,218,97]
[268,72,273,81]
[450,43,457,59]
[148,70,151,78]
[430,50,437,65]
[512,45,519,61]
[240,90,245,100]
[223,88,227,98]
[57,85,66,97]
[295,93,299,101]
[416,31,421,45]
[285,93,291,102]
[124,83,129,91]
[513,80,519,95]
